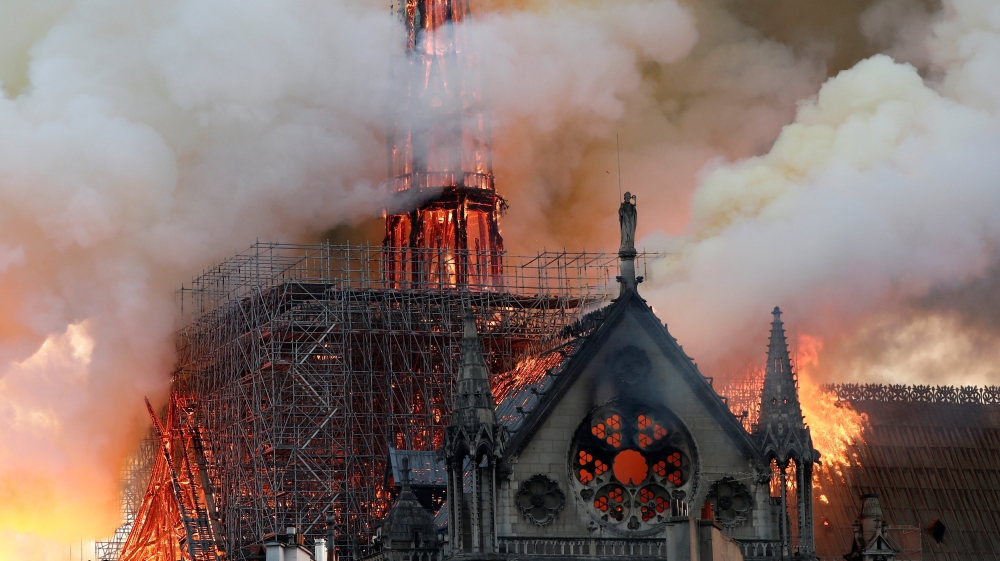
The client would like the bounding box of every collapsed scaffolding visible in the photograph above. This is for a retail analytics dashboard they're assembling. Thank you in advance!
[112,242,651,561]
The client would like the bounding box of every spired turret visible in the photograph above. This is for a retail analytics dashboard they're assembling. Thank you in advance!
[756,307,816,464]
[443,312,504,556]
[379,457,438,553]
[754,307,820,560]
[451,313,497,433]
[844,494,899,561]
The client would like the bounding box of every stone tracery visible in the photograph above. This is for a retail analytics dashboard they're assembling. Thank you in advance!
[569,398,697,533]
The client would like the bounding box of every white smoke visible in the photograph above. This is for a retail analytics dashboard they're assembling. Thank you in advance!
[479,0,827,250]
[643,0,1000,386]
[0,0,395,550]
[0,0,709,551]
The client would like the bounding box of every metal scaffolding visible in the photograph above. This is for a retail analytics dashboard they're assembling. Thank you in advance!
[115,242,643,560]
[718,363,766,433]
[96,434,159,560]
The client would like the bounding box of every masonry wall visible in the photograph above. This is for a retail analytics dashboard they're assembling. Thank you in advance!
[499,311,773,542]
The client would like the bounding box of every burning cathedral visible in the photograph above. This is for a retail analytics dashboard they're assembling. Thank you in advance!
[371,199,820,561]
[102,0,1000,560]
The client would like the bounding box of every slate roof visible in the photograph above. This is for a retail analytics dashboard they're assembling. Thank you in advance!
[423,312,598,536]
[491,302,613,451]
[493,288,762,465]
[815,395,1000,561]
[433,503,448,532]
[379,463,437,544]
[386,448,447,488]
[494,336,588,435]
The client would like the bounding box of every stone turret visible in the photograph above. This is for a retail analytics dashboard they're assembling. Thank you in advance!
[755,307,819,560]
[756,307,813,461]
[380,457,438,551]
[451,313,497,434]
[443,311,503,556]
[845,494,899,561]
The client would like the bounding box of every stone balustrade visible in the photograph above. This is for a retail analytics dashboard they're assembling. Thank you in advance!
[497,537,667,557]
[735,539,782,560]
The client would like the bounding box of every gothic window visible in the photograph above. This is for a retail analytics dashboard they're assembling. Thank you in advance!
[516,475,566,526]
[707,477,753,528]
[612,346,651,385]
[570,399,697,533]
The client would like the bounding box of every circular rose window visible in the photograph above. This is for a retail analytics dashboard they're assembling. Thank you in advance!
[570,399,697,533]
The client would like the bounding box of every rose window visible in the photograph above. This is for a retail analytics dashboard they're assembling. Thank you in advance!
[570,399,697,533]
[516,475,566,526]
[707,477,752,528]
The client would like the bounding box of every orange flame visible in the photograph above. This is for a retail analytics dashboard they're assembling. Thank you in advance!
[795,334,867,469]
[492,349,564,402]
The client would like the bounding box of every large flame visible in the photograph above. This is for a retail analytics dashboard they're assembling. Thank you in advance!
[719,332,868,469]
[0,0,997,555]
[795,334,873,504]
[795,334,867,472]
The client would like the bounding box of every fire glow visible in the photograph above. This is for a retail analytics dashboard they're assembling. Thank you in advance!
[794,334,868,469]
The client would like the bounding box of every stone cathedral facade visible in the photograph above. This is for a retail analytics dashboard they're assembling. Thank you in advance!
[371,205,820,561]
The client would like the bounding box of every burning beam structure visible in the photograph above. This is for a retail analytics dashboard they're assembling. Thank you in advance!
[111,243,644,561]
[95,434,158,560]
[111,0,616,557]
[382,0,505,288]
[117,395,224,561]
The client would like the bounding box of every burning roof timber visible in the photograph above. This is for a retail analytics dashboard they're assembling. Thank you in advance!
[813,384,1000,561]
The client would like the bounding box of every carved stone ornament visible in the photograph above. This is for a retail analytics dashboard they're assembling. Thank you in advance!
[707,477,753,528]
[516,475,566,526]
[612,346,651,385]
[619,192,637,252]
[570,398,699,536]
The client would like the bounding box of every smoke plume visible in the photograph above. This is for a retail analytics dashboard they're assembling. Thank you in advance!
[0,0,997,555]
[641,0,1000,387]
[0,0,394,553]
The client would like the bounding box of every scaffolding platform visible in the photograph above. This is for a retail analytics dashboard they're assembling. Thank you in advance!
[107,243,654,561]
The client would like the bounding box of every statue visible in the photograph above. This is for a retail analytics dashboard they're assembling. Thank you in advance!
[618,192,637,252]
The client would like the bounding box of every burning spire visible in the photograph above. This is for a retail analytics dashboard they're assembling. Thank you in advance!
[383,0,505,288]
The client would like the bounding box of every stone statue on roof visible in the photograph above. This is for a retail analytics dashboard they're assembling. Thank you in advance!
[619,191,637,252]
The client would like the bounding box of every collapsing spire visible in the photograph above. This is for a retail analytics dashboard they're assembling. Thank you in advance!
[383,0,505,288]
